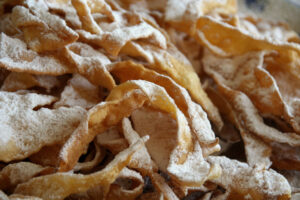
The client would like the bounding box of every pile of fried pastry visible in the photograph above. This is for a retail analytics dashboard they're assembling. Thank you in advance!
[0,0,300,199]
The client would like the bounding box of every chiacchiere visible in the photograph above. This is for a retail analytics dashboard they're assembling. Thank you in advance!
[0,0,299,199]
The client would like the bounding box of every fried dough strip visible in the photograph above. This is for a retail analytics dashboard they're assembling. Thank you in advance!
[96,126,128,154]
[121,41,223,129]
[54,74,102,109]
[0,33,74,75]
[122,118,182,199]
[240,131,272,169]
[264,55,300,132]
[203,49,300,143]
[59,80,193,172]
[122,118,155,173]
[11,6,78,52]
[71,0,102,34]
[165,0,237,33]
[46,0,82,29]
[1,72,60,92]
[59,87,147,171]
[202,50,284,116]
[215,79,300,145]
[131,107,220,187]
[77,21,167,56]
[123,116,208,199]
[238,16,300,43]
[73,142,104,172]
[111,61,219,147]
[195,16,300,63]
[107,167,144,200]
[0,91,86,162]
[63,42,115,90]
[150,172,180,200]
[208,156,291,200]
[202,48,300,133]
[0,162,49,193]
[14,137,147,200]
[206,84,273,168]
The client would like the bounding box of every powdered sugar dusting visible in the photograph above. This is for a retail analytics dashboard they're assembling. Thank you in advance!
[208,156,291,198]
[0,33,73,75]
[54,74,102,109]
[224,87,300,146]
[167,142,211,184]
[77,18,167,56]
[0,162,46,189]
[0,91,86,162]
[202,48,282,109]
[12,5,78,52]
